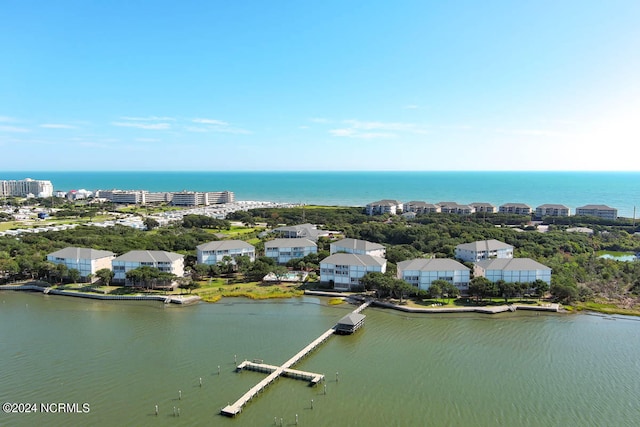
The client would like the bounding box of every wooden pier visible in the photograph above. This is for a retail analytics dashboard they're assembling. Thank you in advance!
[220,300,371,417]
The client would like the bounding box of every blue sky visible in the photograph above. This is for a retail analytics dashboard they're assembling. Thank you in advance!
[1,1,639,171]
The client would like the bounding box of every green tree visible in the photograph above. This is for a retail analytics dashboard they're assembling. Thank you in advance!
[96,268,114,286]
[68,268,81,284]
[143,217,160,230]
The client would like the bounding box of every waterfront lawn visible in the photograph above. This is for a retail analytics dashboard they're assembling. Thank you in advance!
[571,301,640,317]
[193,278,304,302]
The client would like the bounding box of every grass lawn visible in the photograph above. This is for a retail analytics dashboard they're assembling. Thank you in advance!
[571,300,640,316]
[192,278,304,302]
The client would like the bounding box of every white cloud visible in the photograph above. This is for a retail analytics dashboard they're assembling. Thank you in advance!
[185,126,210,133]
[404,104,419,109]
[192,118,229,126]
[120,116,175,121]
[0,125,30,133]
[344,119,428,134]
[40,123,77,129]
[327,119,428,139]
[135,137,160,142]
[188,118,251,134]
[0,116,17,123]
[112,121,171,130]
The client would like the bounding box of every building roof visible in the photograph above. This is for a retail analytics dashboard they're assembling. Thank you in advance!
[337,312,366,326]
[397,258,469,272]
[332,238,384,252]
[273,223,328,240]
[470,202,495,208]
[576,204,616,210]
[475,258,550,271]
[48,247,115,260]
[265,238,317,249]
[321,253,386,267]
[500,203,532,208]
[113,250,183,263]
[367,199,402,206]
[536,204,569,209]
[566,227,594,234]
[196,240,255,251]
[455,239,513,252]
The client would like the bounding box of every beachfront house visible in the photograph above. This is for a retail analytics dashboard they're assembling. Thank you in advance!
[499,203,532,215]
[397,258,471,291]
[320,253,387,291]
[366,200,403,216]
[473,258,552,285]
[112,250,184,286]
[330,238,386,258]
[535,204,570,218]
[46,247,115,282]
[575,204,618,220]
[196,240,256,265]
[264,238,317,264]
[454,239,514,263]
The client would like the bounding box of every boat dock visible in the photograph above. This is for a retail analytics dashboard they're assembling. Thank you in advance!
[220,300,371,417]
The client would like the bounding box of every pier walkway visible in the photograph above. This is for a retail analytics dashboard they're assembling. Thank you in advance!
[221,300,372,417]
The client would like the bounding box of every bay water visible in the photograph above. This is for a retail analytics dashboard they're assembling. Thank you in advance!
[1,292,639,426]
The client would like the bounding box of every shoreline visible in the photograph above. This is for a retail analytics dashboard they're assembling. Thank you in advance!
[304,291,562,314]
[0,284,201,305]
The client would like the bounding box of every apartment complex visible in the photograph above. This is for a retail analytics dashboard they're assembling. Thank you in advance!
[455,239,514,263]
[575,205,618,220]
[397,258,471,291]
[366,200,404,215]
[95,189,234,205]
[46,247,115,282]
[196,240,256,264]
[535,204,570,218]
[499,203,532,215]
[330,238,386,258]
[473,258,552,284]
[264,238,317,264]
[112,250,184,284]
[320,253,387,291]
[0,178,54,198]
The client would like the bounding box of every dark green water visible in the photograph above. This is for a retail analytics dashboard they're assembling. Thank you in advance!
[1,293,639,426]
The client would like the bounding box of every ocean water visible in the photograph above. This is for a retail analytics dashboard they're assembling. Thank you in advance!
[2,171,639,218]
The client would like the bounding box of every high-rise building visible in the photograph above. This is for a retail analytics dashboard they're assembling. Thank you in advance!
[0,178,54,198]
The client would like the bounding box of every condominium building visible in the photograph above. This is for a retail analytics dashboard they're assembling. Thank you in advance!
[438,202,473,215]
[473,258,552,284]
[264,238,317,264]
[47,247,115,282]
[366,200,403,215]
[575,205,618,220]
[499,203,532,215]
[535,204,570,218]
[403,201,440,214]
[112,250,184,284]
[171,191,235,206]
[470,202,496,213]
[455,239,514,263]
[330,238,386,258]
[320,253,387,291]
[397,258,471,291]
[272,223,331,241]
[0,178,54,198]
[196,240,256,264]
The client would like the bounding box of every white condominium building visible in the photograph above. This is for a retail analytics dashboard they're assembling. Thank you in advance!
[0,178,54,198]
